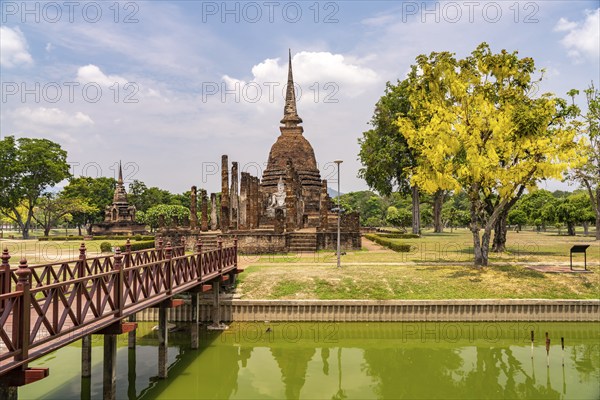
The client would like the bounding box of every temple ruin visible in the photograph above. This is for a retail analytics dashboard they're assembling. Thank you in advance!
[159,51,361,252]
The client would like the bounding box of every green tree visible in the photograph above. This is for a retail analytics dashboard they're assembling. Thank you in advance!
[33,193,94,236]
[397,43,581,266]
[62,177,115,235]
[128,180,173,212]
[568,83,600,239]
[145,204,190,231]
[385,206,412,231]
[358,80,422,234]
[0,136,71,238]
[557,191,595,235]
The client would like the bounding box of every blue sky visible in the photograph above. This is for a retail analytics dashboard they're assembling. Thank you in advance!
[1,1,599,195]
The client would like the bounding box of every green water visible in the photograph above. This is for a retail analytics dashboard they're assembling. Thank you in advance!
[19,322,600,399]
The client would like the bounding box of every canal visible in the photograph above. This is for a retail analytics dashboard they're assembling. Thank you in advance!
[20,322,600,399]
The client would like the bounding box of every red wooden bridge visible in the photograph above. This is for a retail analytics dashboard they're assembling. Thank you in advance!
[0,237,240,399]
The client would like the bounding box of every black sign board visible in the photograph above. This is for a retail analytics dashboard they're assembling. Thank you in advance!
[570,245,591,271]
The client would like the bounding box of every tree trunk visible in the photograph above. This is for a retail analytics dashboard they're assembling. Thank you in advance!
[491,210,508,253]
[567,222,575,236]
[433,190,443,233]
[78,225,82,236]
[583,222,589,236]
[596,186,600,240]
[411,185,421,235]
[44,227,50,237]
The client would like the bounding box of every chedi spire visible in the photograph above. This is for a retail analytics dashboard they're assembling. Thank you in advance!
[280,49,303,128]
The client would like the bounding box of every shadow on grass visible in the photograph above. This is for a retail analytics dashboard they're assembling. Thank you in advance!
[495,264,546,279]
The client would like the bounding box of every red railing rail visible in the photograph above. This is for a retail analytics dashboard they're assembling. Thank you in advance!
[0,237,238,375]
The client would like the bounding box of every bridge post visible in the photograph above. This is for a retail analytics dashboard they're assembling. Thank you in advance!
[196,238,203,279]
[114,248,124,318]
[208,237,228,330]
[191,292,199,349]
[127,344,136,399]
[14,259,31,364]
[77,243,86,324]
[81,335,92,377]
[158,302,169,378]
[103,334,117,400]
[125,239,137,349]
[0,248,11,312]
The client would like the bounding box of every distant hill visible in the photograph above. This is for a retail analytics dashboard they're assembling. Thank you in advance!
[327,187,343,198]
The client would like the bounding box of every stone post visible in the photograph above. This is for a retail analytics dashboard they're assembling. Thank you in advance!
[239,172,248,230]
[220,155,230,233]
[230,162,239,230]
[210,193,218,231]
[190,186,198,229]
[200,189,208,232]
[319,179,329,232]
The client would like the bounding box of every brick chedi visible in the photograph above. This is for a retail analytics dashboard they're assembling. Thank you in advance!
[261,50,322,213]
[92,162,145,235]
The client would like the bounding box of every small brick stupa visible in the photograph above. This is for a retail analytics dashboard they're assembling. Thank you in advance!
[92,162,146,235]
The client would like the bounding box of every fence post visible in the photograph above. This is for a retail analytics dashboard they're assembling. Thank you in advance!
[165,242,173,295]
[77,243,86,324]
[157,237,164,260]
[233,235,238,269]
[217,236,223,274]
[114,248,123,318]
[196,238,203,280]
[14,259,31,363]
[0,248,10,312]
[125,239,132,268]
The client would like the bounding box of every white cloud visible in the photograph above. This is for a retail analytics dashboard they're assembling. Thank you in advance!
[555,8,600,60]
[12,107,94,128]
[76,64,128,86]
[0,27,33,68]
[45,43,54,53]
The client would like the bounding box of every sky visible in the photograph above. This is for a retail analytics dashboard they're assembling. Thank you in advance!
[1,0,599,195]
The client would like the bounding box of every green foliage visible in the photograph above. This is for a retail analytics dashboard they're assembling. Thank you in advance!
[396,42,581,265]
[0,136,71,238]
[385,206,412,230]
[143,204,190,229]
[128,180,176,212]
[358,79,416,196]
[128,240,156,251]
[100,242,112,252]
[38,236,85,241]
[376,233,420,239]
[62,177,116,233]
[364,234,412,252]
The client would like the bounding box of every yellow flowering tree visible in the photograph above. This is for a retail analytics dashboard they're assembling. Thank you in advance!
[397,43,582,266]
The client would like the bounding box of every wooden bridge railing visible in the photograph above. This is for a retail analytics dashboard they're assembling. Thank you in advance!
[0,236,237,376]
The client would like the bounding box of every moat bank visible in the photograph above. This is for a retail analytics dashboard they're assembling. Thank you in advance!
[135,299,600,322]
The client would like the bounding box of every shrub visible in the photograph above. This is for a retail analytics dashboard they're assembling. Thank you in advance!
[128,241,155,251]
[100,242,112,252]
[376,233,420,239]
[38,236,84,241]
[364,234,412,252]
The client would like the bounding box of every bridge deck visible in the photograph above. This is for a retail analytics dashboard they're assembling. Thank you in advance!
[0,239,239,378]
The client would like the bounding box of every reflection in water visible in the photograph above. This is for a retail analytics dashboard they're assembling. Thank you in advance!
[20,322,600,400]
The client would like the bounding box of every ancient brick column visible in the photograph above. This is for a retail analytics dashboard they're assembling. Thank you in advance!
[210,193,218,231]
[285,161,297,231]
[220,155,230,233]
[253,176,261,228]
[190,186,198,229]
[239,172,248,230]
[319,179,329,232]
[230,162,239,230]
[201,189,208,232]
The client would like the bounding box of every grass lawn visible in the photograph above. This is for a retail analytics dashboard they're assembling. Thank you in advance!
[237,229,600,300]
